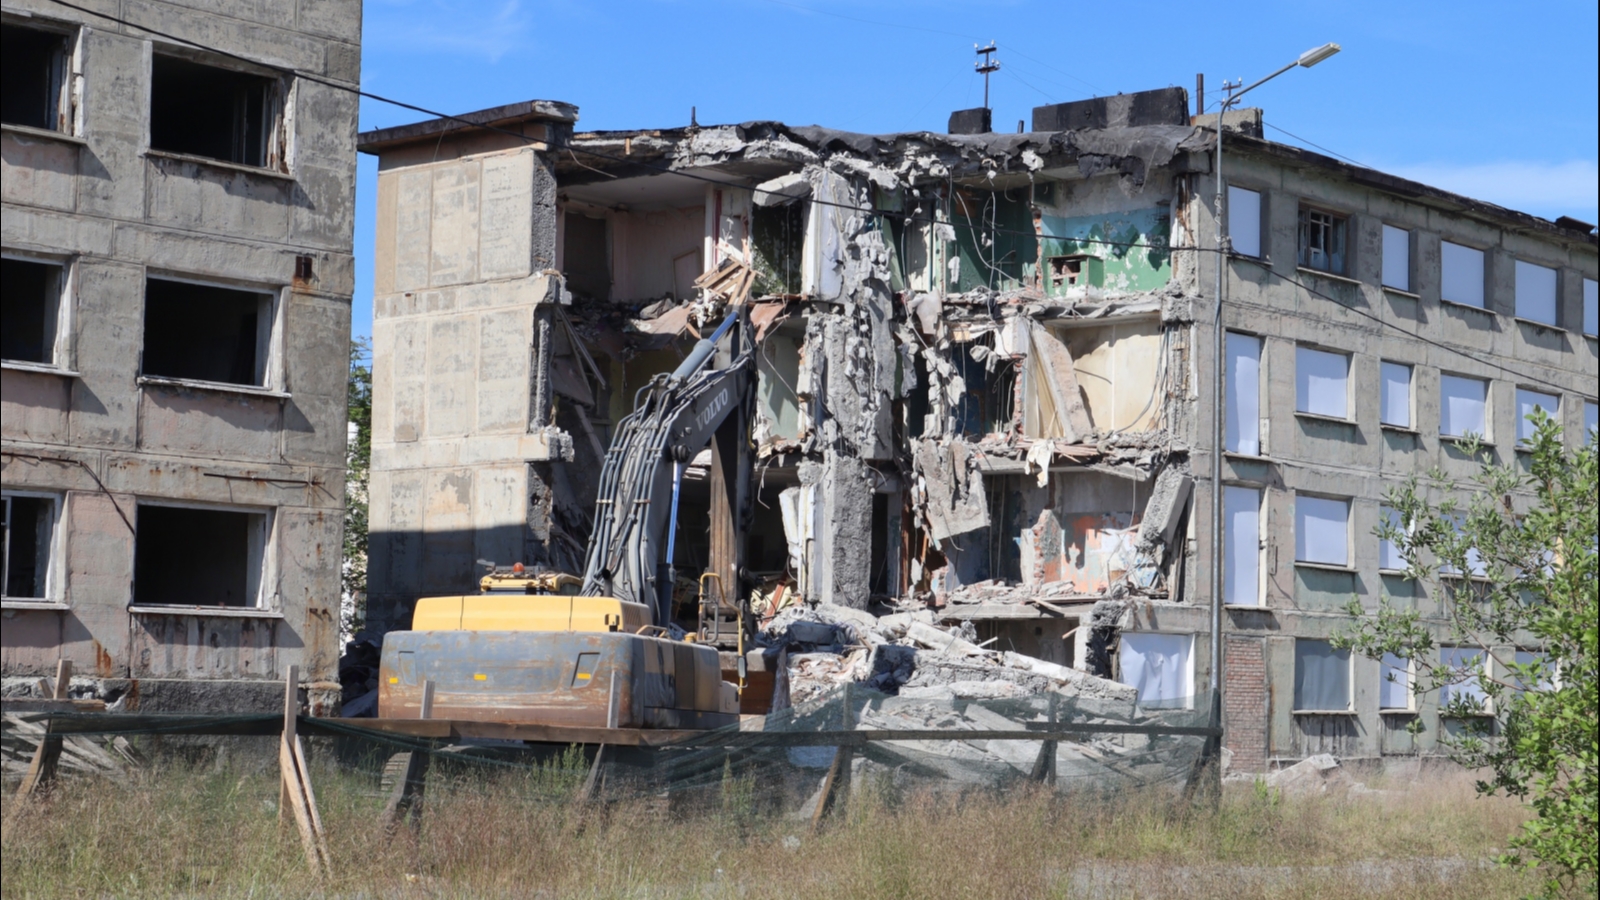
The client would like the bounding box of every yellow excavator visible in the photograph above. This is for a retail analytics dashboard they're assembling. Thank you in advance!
[377,310,754,729]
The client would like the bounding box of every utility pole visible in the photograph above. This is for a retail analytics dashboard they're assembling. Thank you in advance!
[975,43,1000,110]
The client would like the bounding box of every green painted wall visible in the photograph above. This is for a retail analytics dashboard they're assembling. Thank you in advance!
[1038,207,1172,295]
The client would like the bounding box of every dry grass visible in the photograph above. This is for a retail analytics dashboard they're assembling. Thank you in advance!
[1,750,1539,900]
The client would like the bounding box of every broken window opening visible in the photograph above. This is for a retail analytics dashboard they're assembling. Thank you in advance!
[1047,255,1101,293]
[142,277,275,386]
[751,202,805,297]
[133,504,268,607]
[1296,207,1346,274]
[149,53,279,168]
[985,475,1022,584]
[1,22,71,132]
[562,212,612,302]
[1293,639,1352,711]
[976,617,1077,669]
[2,493,58,601]
[954,341,1013,438]
[2,257,64,365]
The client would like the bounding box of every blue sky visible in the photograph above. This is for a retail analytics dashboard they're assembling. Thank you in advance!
[351,0,1599,339]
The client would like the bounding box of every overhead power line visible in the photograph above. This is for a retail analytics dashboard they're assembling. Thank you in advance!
[40,0,1595,402]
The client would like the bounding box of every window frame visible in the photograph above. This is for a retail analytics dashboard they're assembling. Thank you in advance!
[1294,344,1351,421]
[1514,387,1560,448]
[1293,638,1354,713]
[1378,651,1414,712]
[1379,360,1414,429]
[1296,204,1348,275]
[1438,646,1489,714]
[1381,223,1412,293]
[145,45,292,174]
[1,490,65,606]
[1117,632,1196,710]
[1440,240,1486,310]
[0,16,82,136]
[129,500,276,611]
[1377,504,1409,573]
[1512,259,1559,326]
[1583,277,1597,338]
[139,271,287,392]
[0,250,76,371]
[1227,185,1263,259]
[1222,483,1265,608]
[1438,373,1490,441]
[1224,331,1262,456]
[1294,492,1351,569]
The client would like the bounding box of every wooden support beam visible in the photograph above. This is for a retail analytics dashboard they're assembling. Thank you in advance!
[809,684,853,833]
[381,680,435,835]
[11,660,71,810]
[278,665,330,878]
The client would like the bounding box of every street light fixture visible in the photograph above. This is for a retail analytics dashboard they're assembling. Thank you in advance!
[1205,41,1340,784]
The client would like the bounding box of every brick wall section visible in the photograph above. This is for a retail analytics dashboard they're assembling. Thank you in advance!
[1224,635,1269,772]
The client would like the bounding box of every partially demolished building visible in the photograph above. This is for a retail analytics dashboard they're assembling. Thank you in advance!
[359,89,1598,770]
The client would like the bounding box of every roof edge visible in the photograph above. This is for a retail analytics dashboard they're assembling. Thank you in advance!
[358,100,579,153]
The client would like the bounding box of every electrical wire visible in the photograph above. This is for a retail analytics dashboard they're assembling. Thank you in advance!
[42,0,1595,404]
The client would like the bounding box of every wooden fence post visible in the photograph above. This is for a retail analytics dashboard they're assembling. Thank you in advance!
[278,665,330,877]
[14,659,72,803]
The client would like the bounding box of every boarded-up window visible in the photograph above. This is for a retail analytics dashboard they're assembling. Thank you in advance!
[1,257,63,365]
[142,278,274,386]
[1381,225,1410,291]
[1440,241,1484,308]
[1378,505,1405,571]
[1514,260,1558,325]
[1119,633,1193,708]
[1223,485,1261,606]
[133,505,268,607]
[1225,333,1261,454]
[2,493,58,600]
[1379,652,1411,710]
[1380,362,1412,428]
[1228,186,1262,258]
[1439,374,1488,438]
[1515,388,1559,445]
[1295,495,1349,566]
[1295,346,1348,419]
[1294,639,1351,711]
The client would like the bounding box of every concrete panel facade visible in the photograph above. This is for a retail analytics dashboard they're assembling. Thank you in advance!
[1,0,361,713]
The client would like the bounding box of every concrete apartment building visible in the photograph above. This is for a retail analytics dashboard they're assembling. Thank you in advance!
[359,89,1596,768]
[1,0,362,713]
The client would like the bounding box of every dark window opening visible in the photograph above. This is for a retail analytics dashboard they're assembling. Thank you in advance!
[3,495,56,599]
[1297,207,1347,274]
[1048,255,1102,292]
[562,213,611,302]
[149,54,275,167]
[142,278,271,385]
[2,258,62,364]
[134,505,264,607]
[1,24,69,131]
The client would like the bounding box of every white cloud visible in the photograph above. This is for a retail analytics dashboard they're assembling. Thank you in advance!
[366,0,531,63]
[1386,159,1599,222]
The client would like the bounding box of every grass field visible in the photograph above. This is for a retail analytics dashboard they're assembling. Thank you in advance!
[1,751,1540,899]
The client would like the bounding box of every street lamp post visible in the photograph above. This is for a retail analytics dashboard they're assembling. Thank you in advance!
[1206,41,1340,781]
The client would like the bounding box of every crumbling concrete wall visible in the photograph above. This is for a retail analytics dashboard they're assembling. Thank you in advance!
[1,0,361,713]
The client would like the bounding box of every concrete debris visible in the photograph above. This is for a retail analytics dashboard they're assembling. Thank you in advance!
[1257,753,1369,797]
[912,439,990,542]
